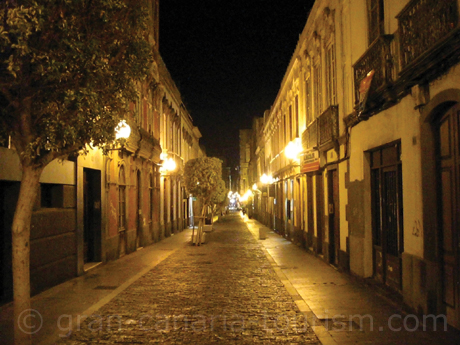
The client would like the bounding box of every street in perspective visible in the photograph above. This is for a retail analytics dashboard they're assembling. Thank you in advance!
[3,1,460,343]
[1,212,459,344]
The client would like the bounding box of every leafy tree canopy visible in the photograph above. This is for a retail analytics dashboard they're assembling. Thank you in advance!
[0,0,153,167]
[184,157,223,204]
[211,178,227,206]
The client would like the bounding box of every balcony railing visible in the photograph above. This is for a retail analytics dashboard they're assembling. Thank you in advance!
[302,105,338,151]
[318,105,338,148]
[398,0,458,70]
[302,119,318,151]
[353,35,394,114]
[396,0,460,87]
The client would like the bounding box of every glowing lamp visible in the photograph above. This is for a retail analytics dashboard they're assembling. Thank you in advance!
[285,138,302,160]
[164,158,176,172]
[115,120,131,140]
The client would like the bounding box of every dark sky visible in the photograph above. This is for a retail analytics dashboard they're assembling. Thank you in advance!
[159,0,314,166]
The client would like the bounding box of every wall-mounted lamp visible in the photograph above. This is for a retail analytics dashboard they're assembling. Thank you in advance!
[160,152,177,175]
[285,138,302,161]
[260,173,274,185]
[107,120,131,153]
[240,189,253,202]
[115,120,131,140]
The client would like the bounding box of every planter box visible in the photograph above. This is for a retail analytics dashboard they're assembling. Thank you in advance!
[192,232,206,244]
[259,227,267,240]
[203,224,213,232]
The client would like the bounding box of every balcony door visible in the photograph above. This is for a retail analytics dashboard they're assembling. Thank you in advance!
[437,103,460,328]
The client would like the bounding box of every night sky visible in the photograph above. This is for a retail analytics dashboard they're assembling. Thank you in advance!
[159,1,314,167]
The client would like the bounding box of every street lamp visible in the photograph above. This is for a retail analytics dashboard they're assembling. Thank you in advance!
[160,153,177,174]
[107,120,131,153]
[115,120,131,140]
[260,173,273,185]
[285,138,302,161]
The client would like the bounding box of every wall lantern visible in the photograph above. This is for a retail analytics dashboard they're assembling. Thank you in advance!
[285,138,302,160]
[107,120,131,153]
[260,173,273,185]
[160,152,177,174]
[115,120,131,140]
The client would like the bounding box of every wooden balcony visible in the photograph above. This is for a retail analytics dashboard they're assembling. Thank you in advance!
[302,119,318,151]
[302,105,338,152]
[318,105,338,149]
[397,0,460,87]
[353,35,395,117]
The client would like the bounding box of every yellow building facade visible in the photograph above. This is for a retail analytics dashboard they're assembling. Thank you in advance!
[251,0,460,329]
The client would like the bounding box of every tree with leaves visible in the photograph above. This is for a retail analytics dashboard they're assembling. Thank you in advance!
[209,178,228,224]
[184,157,224,245]
[0,1,153,343]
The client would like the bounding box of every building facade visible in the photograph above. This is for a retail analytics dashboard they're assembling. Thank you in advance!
[0,0,205,303]
[245,0,460,329]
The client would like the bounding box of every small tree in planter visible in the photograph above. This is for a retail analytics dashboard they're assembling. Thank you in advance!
[184,157,223,245]
[209,179,228,225]
[0,2,152,343]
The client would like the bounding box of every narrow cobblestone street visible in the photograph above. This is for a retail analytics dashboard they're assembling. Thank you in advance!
[59,214,320,344]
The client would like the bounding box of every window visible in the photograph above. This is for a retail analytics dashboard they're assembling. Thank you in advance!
[284,114,288,146]
[118,166,126,230]
[295,95,299,138]
[326,43,337,107]
[305,75,312,125]
[314,62,322,117]
[289,105,293,141]
[368,0,384,44]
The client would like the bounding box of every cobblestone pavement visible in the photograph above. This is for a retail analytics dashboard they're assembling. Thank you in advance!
[59,214,320,344]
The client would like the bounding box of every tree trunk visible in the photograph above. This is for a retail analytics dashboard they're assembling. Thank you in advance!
[12,164,43,345]
[197,204,207,246]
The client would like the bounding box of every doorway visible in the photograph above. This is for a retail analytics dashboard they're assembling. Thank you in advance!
[0,181,18,303]
[328,169,340,266]
[370,142,403,292]
[307,174,314,249]
[83,168,101,265]
[315,174,324,255]
[136,170,142,249]
[437,103,460,327]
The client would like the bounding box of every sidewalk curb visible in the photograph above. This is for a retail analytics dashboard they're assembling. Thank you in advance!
[38,230,192,345]
[243,218,337,345]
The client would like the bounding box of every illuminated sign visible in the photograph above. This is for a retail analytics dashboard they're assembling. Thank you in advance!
[301,149,320,173]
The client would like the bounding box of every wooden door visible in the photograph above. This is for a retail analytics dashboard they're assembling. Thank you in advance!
[83,168,101,263]
[328,169,340,266]
[316,174,324,255]
[307,174,314,249]
[371,143,403,291]
[438,104,460,327]
[136,170,142,248]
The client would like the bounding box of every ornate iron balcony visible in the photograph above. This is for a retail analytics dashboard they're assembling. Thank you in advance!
[353,35,394,114]
[302,119,318,151]
[397,0,460,86]
[318,105,338,148]
[398,0,458,70]
[302,105,338,151]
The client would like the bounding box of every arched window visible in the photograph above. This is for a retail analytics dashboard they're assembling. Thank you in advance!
[118,166,126,230]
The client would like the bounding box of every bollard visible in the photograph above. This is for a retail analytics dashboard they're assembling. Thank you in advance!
[259,227,267,240]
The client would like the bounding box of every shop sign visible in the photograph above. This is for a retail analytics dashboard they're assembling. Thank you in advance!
[301,149,320,173]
